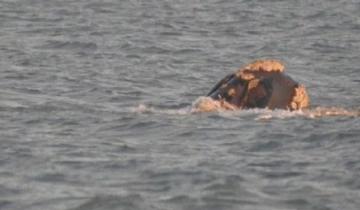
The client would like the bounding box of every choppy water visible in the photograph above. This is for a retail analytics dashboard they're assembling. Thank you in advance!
[1,0,360,209]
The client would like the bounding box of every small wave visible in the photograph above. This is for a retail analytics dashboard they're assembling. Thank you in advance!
[238,106,359,120]
[193,97,359,119]
[130,104,191,115]
[302,107,360,118]
[38,40,98,51]
[256,106,359,120]
[131,97,359,120]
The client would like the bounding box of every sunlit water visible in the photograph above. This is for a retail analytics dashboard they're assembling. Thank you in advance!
[0,0,359,210]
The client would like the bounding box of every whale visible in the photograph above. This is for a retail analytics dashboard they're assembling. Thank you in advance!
[196,60,310,112]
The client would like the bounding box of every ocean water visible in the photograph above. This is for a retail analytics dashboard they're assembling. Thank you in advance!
[0,0,359,209]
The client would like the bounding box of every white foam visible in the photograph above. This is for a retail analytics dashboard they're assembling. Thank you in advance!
[254,107,359,120]
[130,103,191,115]
[131,99,359,120]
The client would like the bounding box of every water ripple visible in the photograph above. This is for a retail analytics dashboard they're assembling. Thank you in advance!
[1,0,360,210]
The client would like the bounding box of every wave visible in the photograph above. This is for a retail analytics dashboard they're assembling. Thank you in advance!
[131,97,359,120]
[253,107,359,120]
[130,104,191,115]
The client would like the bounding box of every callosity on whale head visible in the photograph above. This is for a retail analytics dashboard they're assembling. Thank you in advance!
[205,60,309,111]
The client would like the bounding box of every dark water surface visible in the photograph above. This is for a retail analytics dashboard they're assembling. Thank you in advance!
[1,0,360,209]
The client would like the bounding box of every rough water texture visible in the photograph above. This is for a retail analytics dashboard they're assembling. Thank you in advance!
[0,0,359,210]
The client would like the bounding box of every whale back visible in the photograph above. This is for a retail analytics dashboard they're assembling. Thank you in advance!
[207,60,309,110]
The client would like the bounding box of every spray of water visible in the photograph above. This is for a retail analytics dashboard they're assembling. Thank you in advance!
[131,97,359,120]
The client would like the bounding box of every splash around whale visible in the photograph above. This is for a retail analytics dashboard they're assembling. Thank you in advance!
[133,59,359,118]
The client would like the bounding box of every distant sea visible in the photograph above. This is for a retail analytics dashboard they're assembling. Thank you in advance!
[0,0,359,210]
